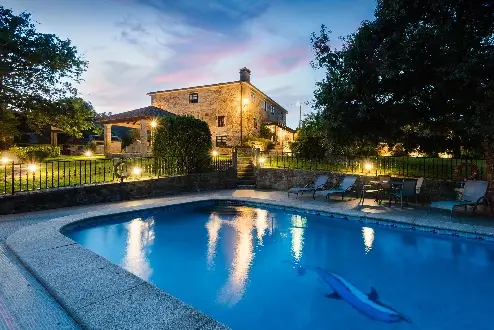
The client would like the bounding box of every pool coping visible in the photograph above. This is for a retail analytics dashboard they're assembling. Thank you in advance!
[5,195,494,329]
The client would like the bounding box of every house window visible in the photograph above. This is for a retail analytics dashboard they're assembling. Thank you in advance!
[251,92,256,100]
[189,93,198,103]
[254,118,257,128]
[270,105,275,114]
[264,101,268,111]
[216,135,227,147]
[217,116,225,127]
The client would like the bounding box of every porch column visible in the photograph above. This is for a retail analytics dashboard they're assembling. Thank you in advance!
[139,119,149,154]
[50,131,58,146]
[104,124,112,155]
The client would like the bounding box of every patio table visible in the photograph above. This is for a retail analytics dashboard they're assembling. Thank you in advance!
[359,180,388,205]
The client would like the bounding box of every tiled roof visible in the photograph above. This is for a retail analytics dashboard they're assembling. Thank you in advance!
[100,106,173,122]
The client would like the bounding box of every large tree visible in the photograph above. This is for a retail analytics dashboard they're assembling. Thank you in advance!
[311,0,494,159]
[0,6,97,139]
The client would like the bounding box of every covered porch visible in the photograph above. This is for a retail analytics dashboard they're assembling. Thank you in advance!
[99,106,172,156]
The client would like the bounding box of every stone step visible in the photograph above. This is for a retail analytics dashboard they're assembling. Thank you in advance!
[236,184,256,189]
[237,170,254,174]
[238,177,255,181]
[237,179,256,185]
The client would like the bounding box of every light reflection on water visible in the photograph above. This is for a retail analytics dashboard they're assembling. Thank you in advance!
[205,207,272,306]
[362,227,375,254]
[290,215,307,262]
[122,217,155,281]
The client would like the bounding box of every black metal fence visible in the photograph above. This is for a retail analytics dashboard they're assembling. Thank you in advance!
[0,155,233,196]
[259,152,486,181]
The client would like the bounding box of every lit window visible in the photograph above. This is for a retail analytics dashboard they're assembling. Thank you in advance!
[264,101,268,111]
[270,105,275,114]
[254,118,257,128]
[216,135,227,147]
[189,93,198,103]
[218,116,225,127]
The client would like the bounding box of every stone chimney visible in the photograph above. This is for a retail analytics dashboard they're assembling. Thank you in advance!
[239,67,251,83]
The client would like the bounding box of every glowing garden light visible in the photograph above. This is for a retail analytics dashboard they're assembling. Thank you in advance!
[131,167,142,175]
[27,163,38,173]
[212,151,218,157]
[364,162,373,172]
[1,157,9,165]
[84,150,93,157]
[259,157,265,164]
[150,120,158,128]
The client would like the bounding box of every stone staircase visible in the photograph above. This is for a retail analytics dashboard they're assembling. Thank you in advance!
[236,148,256,188]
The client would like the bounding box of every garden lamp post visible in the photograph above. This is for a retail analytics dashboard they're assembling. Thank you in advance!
[241,98,248,145]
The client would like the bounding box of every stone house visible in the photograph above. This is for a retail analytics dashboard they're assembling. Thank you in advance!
[100,68,296,155]
[148,67,295,150]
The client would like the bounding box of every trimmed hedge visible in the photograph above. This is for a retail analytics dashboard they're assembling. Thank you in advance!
[152,115,212,174]
[7,146,61,162]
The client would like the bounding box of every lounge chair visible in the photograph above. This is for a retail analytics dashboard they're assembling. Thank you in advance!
[429,180,490,215]
[287,175,329,197]
[313,175,358,201]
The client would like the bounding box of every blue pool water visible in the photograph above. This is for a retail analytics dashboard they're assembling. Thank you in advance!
[66,202,494,329]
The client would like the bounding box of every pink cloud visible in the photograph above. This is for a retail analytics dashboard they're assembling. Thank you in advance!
[153,70,212,85]
[249,45,311,77]
[153,35,251,86]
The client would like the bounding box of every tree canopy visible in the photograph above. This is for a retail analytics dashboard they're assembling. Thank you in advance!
[311,0,494,157]
[0,6,97,139]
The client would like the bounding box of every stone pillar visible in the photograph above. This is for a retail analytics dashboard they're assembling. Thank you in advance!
[50,131,58,147]
[139,119,149,155]
[104,124,112,155]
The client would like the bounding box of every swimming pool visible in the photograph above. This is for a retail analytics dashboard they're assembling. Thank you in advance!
[66,201,494,330]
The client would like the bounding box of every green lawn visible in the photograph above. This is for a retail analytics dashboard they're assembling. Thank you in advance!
[260,155,486,180]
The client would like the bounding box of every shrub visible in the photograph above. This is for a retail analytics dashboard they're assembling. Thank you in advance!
[242,136,272,150]
[7,145,61,162]
[86,140,97,153]
[152,115,212,174]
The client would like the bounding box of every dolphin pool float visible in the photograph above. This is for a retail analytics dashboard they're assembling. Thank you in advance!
[289,262,411,324]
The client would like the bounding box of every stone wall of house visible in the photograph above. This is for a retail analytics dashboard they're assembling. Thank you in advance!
[150,81,288,148]
[151,83,243,147]
[0,169,237,215]
[256,168,469,201]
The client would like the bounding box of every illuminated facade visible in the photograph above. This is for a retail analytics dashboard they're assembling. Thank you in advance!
[148,68,295,148]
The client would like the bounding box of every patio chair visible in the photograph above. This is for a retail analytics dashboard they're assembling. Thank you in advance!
[288,175,329,197]
[389,179,418,209]
[429,180,491,215]
[313,175,358,201]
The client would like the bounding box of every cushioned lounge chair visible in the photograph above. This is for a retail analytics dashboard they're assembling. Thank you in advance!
[313,175,358,201]
[288,175,329,197]
[429,180,490,215]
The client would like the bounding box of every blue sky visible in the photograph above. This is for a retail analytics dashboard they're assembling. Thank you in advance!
[4,0,376,129]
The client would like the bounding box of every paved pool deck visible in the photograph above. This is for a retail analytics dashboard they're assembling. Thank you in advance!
[0,189,493,329]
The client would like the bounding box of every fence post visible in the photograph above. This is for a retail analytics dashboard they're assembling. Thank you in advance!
[11,163,14,195]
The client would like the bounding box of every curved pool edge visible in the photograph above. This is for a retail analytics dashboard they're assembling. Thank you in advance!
[5,195,494,329]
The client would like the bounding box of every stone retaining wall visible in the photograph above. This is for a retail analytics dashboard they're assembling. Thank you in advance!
[256,168,471,201]
[0,169,237,215]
